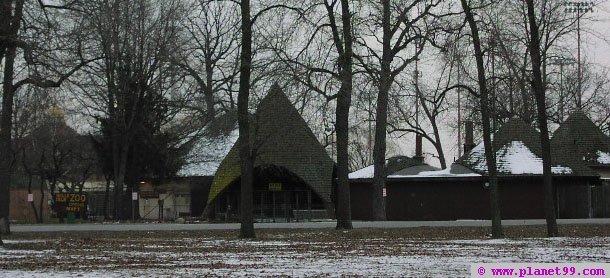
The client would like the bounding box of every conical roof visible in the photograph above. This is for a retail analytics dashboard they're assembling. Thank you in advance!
[551,110,610,169]
[458,118,591,176]
[207,84,335,204]
[492,118,542,156]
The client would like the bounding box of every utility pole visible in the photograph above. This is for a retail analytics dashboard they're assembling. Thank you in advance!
[549,56,575,121]
[490,36,496,133]
[565,1,594,109]
[368,95,373,164]
[414,41,422,160]
[457,63,462,158]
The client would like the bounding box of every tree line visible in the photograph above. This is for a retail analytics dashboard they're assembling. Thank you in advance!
[1,0,607,241]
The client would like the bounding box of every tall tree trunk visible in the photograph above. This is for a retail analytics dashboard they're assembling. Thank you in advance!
[0,0,24,236]
[22,150,41,223]
[48,177,64,223]
[432,138,447,169]
[461,0,503,238]
[26,174,34,220]
[205,44,216,121]
[103,175,111,220]
[525,0,558,237]
[27,173,41,223]
[335,0,354,230]
[112,134,129,220]
[238,0,255,239]
[417,86,447,169]
[371,0,392,222]
[38,176,45,223]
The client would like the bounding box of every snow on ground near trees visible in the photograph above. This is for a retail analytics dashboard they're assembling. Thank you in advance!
[1,235,609,277]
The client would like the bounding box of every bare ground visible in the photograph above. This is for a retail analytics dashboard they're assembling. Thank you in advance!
[1,224,609,277]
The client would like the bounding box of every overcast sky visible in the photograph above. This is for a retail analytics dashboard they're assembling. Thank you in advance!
[397,1,610,168]
[587,1,610,69]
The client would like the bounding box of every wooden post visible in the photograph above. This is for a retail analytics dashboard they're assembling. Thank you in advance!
[295,192,300,222]
[260,191,264,220]
[307,190,312,221]
[272,191,276,223]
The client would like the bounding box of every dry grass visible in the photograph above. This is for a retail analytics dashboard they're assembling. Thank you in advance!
[1,224,609,276]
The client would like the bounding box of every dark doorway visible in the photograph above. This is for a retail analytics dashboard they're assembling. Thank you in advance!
[213,164,326,222]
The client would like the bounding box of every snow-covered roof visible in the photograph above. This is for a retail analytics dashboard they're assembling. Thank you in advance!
[391,164,440,176]
[463,141,573,175]
[388,164,481,178]
[348,156,434,180]
[456,118,590,176]
[597,151,610,164]
[349,164,374,179]
[177,127,239,177]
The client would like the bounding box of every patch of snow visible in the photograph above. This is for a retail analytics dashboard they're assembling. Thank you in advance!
[596,151,610,164]
[446,239,531,245]
[1,239,47,244]
[2,237,610,277]
[388,164,481,178]
[177,128,239,177]
[349,164,374,179]
[466,141,573,175]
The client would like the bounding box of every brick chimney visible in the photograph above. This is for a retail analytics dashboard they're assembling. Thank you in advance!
[463,121,476,154]
[414,134,424,164]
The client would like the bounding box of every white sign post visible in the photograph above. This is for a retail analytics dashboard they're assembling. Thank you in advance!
[131,192,138,222]
[383,188,387,197]
[27,193,33,202]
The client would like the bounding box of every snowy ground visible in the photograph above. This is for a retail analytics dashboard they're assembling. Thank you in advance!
[1,227,609,277]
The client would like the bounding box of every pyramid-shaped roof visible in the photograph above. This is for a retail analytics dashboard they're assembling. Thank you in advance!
[207,85,335,204]
[458,118,594,176]
[551,110,610,169]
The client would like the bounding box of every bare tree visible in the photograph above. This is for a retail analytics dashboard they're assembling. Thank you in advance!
[177,0,241,121]
[1,0,91,236]
[236,0,256,238]
[322,0,356,229]
[388,70,454,169]
[15,109,98,222]
[351,0,448,221]
[74,0,187,219]
[460,0,503,238]
[524,0,558,237]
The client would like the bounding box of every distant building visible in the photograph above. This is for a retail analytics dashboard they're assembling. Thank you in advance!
[350,115,609,220]
[139,85,336,222]
[137,112,239,220]
[204,84,335,221]
[9,189,51,222]
[550,111,610,217]
[349,155,440,220]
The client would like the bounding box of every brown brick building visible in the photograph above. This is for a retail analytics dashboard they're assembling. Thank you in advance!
[10,189,51,222]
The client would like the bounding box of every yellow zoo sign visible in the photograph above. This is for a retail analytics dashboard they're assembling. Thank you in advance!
[54,193,88,212]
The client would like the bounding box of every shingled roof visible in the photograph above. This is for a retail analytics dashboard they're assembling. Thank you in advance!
[207,85,335,205]
[177,112,239,177]
[457,118,593,176]
[348,156,434,180]
[551,111,610,169]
